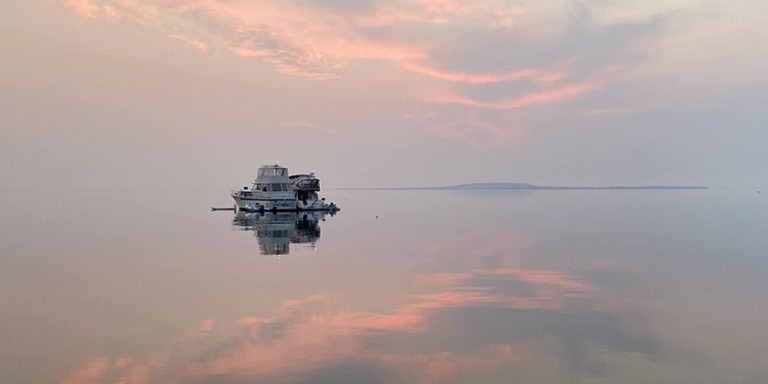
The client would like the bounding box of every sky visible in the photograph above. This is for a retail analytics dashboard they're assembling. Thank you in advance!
[1,0,767,189]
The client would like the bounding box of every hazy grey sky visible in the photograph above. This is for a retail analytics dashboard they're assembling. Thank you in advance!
[1,0,767,188]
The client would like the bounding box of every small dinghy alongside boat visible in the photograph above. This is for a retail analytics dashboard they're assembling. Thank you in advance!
[231,164,339,212]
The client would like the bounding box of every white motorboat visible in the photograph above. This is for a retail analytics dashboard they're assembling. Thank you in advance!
[231,164,338,212]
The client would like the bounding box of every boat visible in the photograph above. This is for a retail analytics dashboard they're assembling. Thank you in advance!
[231,164,339,212]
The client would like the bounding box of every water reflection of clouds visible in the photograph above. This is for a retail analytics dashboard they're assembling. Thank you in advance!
[59,253,658,383]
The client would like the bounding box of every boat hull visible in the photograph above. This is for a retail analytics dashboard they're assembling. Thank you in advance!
[232,194,338,212]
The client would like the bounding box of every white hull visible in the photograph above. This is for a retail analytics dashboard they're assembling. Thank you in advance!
[232,195,296,211]
[232,194,336,212]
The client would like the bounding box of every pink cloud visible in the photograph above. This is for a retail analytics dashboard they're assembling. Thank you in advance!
[167,33,209,52]
[54,0,535,83]
[58,357,110,384]
[401,62,566,84]
[54,0,632,149]
[376,346,523,383]
[102,5,120,20]
[60,0,100,18]
[429,83,599,110]
[177,318,216,342]
[170,0,428,79]
[353,0,526,28]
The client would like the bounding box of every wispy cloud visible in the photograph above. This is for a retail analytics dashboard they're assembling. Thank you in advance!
[57,0,670,147]
[58,357,109,384]
[57,0,533,81]
[177,319,215,342]
[350,0,527,28]
[401,61,566,85]
[428,83,599,110]
[61,0,100,18]
[167,33,209,52]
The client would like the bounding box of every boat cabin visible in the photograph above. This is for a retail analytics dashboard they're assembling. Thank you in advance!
[247,165,293,193]
[290,174,321,203]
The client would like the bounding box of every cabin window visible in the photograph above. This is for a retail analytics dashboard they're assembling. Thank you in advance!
[259,168,287,177]
[265,183,289,192]
[253,182,289,192]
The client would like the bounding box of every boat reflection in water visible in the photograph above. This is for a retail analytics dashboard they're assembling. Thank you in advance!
[232,210,334,255]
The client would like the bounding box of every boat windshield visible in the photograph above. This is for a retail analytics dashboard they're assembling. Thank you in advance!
[259,168,287,177]
[252,183,291,192]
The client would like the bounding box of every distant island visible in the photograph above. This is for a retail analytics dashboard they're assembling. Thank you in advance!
[340,183,708,191]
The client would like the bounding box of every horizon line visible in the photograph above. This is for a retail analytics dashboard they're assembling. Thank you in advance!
[337,182,709,191]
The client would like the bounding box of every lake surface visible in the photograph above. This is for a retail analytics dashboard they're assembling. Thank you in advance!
[1,188,767,383]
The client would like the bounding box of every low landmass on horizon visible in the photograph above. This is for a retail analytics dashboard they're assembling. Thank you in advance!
[341,183,708,191]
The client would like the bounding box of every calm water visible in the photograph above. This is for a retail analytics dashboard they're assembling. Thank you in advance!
[1,188,767,383]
